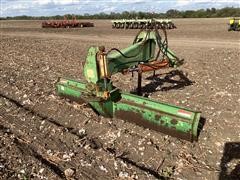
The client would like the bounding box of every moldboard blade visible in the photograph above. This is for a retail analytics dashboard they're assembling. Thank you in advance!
[113,93,201,142]
[56,78,201,141]
[56,78,87,103]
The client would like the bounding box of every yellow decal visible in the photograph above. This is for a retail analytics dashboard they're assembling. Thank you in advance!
[87,69,94,78]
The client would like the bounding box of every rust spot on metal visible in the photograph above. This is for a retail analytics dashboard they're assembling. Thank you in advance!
[139,60,169,72]
[155,115,162,121]
[120,99,190,123]
[171,119,178,125]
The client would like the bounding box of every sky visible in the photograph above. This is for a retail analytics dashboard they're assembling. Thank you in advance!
[0,0,239,17]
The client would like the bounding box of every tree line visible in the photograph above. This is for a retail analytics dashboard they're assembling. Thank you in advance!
[0,7,239,20]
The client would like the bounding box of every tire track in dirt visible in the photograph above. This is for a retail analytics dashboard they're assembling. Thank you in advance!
[0,123,96,179]
[0,92,167,179]
[105,147,165,179]
[13,134,66,179]
[0,94,112,179]
[0,124,64,179]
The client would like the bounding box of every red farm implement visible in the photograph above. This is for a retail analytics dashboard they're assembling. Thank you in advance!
[42,16,94,28]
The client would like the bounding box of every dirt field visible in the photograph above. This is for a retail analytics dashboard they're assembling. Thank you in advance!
[0,18,240,180]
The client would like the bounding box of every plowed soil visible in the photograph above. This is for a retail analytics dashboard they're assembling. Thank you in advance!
[0,18,240,180]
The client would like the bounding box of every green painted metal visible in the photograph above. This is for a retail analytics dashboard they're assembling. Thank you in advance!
[107,39,156,74]
[56,78,200,141]
[107,30,180,74]
[56,78,118,117]
[133,30,180,67]
[56,78,85,101]
[78,29,180,100]
[83,47,100,84]
[114,93,200,141]
[56,29,201,141]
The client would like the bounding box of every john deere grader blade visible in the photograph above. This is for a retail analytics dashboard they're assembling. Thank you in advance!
[56,28,201,142]
[56,78,200,142]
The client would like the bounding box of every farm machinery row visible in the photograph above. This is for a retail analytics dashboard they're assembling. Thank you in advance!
[41,17,176,30]
[42,16,94,28]
[112,19,176,29]
[56,25,202,142]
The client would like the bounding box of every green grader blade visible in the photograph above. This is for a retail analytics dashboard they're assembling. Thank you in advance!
[56,78,201,142]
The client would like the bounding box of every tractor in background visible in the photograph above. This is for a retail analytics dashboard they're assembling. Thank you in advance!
[228,18,240,31]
